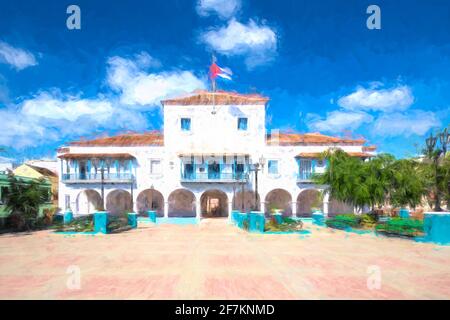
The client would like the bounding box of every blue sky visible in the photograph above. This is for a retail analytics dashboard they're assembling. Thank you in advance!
[0,0,449,162]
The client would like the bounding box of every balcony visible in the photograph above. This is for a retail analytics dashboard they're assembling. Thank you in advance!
[181,172,249,183]
[297,171,313,183]
[62,173,134,184]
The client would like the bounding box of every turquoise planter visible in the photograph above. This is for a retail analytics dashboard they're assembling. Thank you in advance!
[148,210,157,223]
[249,211,265,232]
[231,210,240,225]
[399,208,410,218]
[423,212,450,244]
[128,212,138,229]
[236,213,248,229]
[273,213,283,224]
[63,210,73,224]
[312,212,325,226]
[94,211,108,234]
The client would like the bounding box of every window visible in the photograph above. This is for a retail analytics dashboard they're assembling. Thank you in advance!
[150,159,161,175]
[316,159,325,167]
[299,159,313,180]
[268,160,279,175]
[237,117,248,131]
[181,118,191,131]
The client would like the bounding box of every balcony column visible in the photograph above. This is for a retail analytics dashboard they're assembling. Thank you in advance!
[164,201,169,218]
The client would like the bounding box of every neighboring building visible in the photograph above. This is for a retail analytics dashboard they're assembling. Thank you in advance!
[25,160,58,175]
[57,90,376,218]
[13,164,59,206]
[0,172,53,225]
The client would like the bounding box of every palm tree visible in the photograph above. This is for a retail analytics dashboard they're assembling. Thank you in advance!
[313,149,370,212]
[4,173,49,230]
[389,159,426,209]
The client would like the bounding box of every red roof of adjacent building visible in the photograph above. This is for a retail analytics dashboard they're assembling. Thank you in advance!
[266,132,367,146]
[362,145,377,152]
[70,131,163,147]
[296,152,373,158]
[58,153,136,160]
[161,90,269,105]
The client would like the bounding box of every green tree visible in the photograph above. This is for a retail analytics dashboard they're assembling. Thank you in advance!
[313,149,369,212]
[4,173,49,230]
[362,153,395,210]
[389,159,426,209]
[313,150,425,213]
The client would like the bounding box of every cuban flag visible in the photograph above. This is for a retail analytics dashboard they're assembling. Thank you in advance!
[209,62,233,81]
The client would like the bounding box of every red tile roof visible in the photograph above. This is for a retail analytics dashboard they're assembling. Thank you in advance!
[58,153,135,160]
[161,90,269,105]
[297,152,373,158]
[362,145,377,152]
[70,131,163,147]
[266,132,366,146]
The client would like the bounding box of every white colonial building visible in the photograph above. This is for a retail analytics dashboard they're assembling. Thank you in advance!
[57,90,376,219]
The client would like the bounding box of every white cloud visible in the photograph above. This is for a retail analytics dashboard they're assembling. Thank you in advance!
[0,51,204,149]
[21,91,113,122]
[0,41,37,70]
[373,110,441,137]
[0,93,149,149]
[308,110,374,133]
[338,85,414,112]
[196,0,241,19]
[200,19,277,68]
[107,54,206,107]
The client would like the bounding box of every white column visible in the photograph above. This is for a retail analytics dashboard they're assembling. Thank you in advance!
[291,201,297,217]
[260,201,265,214]
[164,201,169,218]
[196,200,201,219]
[323,193,329,218]
[228,201,233,221]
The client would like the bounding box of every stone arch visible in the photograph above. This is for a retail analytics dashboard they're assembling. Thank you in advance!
[76,189,103,215]
[264,189,292,216]
[168,189,196,217]
[232,190,260,212]
[106,189,132,216]
[136,189,164,217]
[201,189,228,218]
[296,189,323,217]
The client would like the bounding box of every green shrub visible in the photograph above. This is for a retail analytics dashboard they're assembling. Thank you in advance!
[375,218,424,237]
[265,218,303,232]
[54,215,94,232]
[326,214,360,230]
[360,213,378,228]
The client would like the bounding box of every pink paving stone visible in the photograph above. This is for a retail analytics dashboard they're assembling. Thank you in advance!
[305,275,407,299]
[1,219,450,299]
[58,275,180,299]
[204,276,296,299]
[286,256,339,271]
[413,274,450,297]
[208,254,260,268]
[0,275,54,298]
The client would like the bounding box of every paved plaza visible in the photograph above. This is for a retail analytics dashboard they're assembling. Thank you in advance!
[0,219,449,299]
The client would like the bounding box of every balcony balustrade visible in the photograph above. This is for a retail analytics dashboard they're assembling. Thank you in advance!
[181,171,248,183]
[62,172,134,183]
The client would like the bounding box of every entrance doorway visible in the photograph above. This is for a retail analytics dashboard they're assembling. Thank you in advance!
[201,190,228,218]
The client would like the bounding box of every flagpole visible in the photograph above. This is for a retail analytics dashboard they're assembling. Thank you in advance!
[211,54,216,114]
